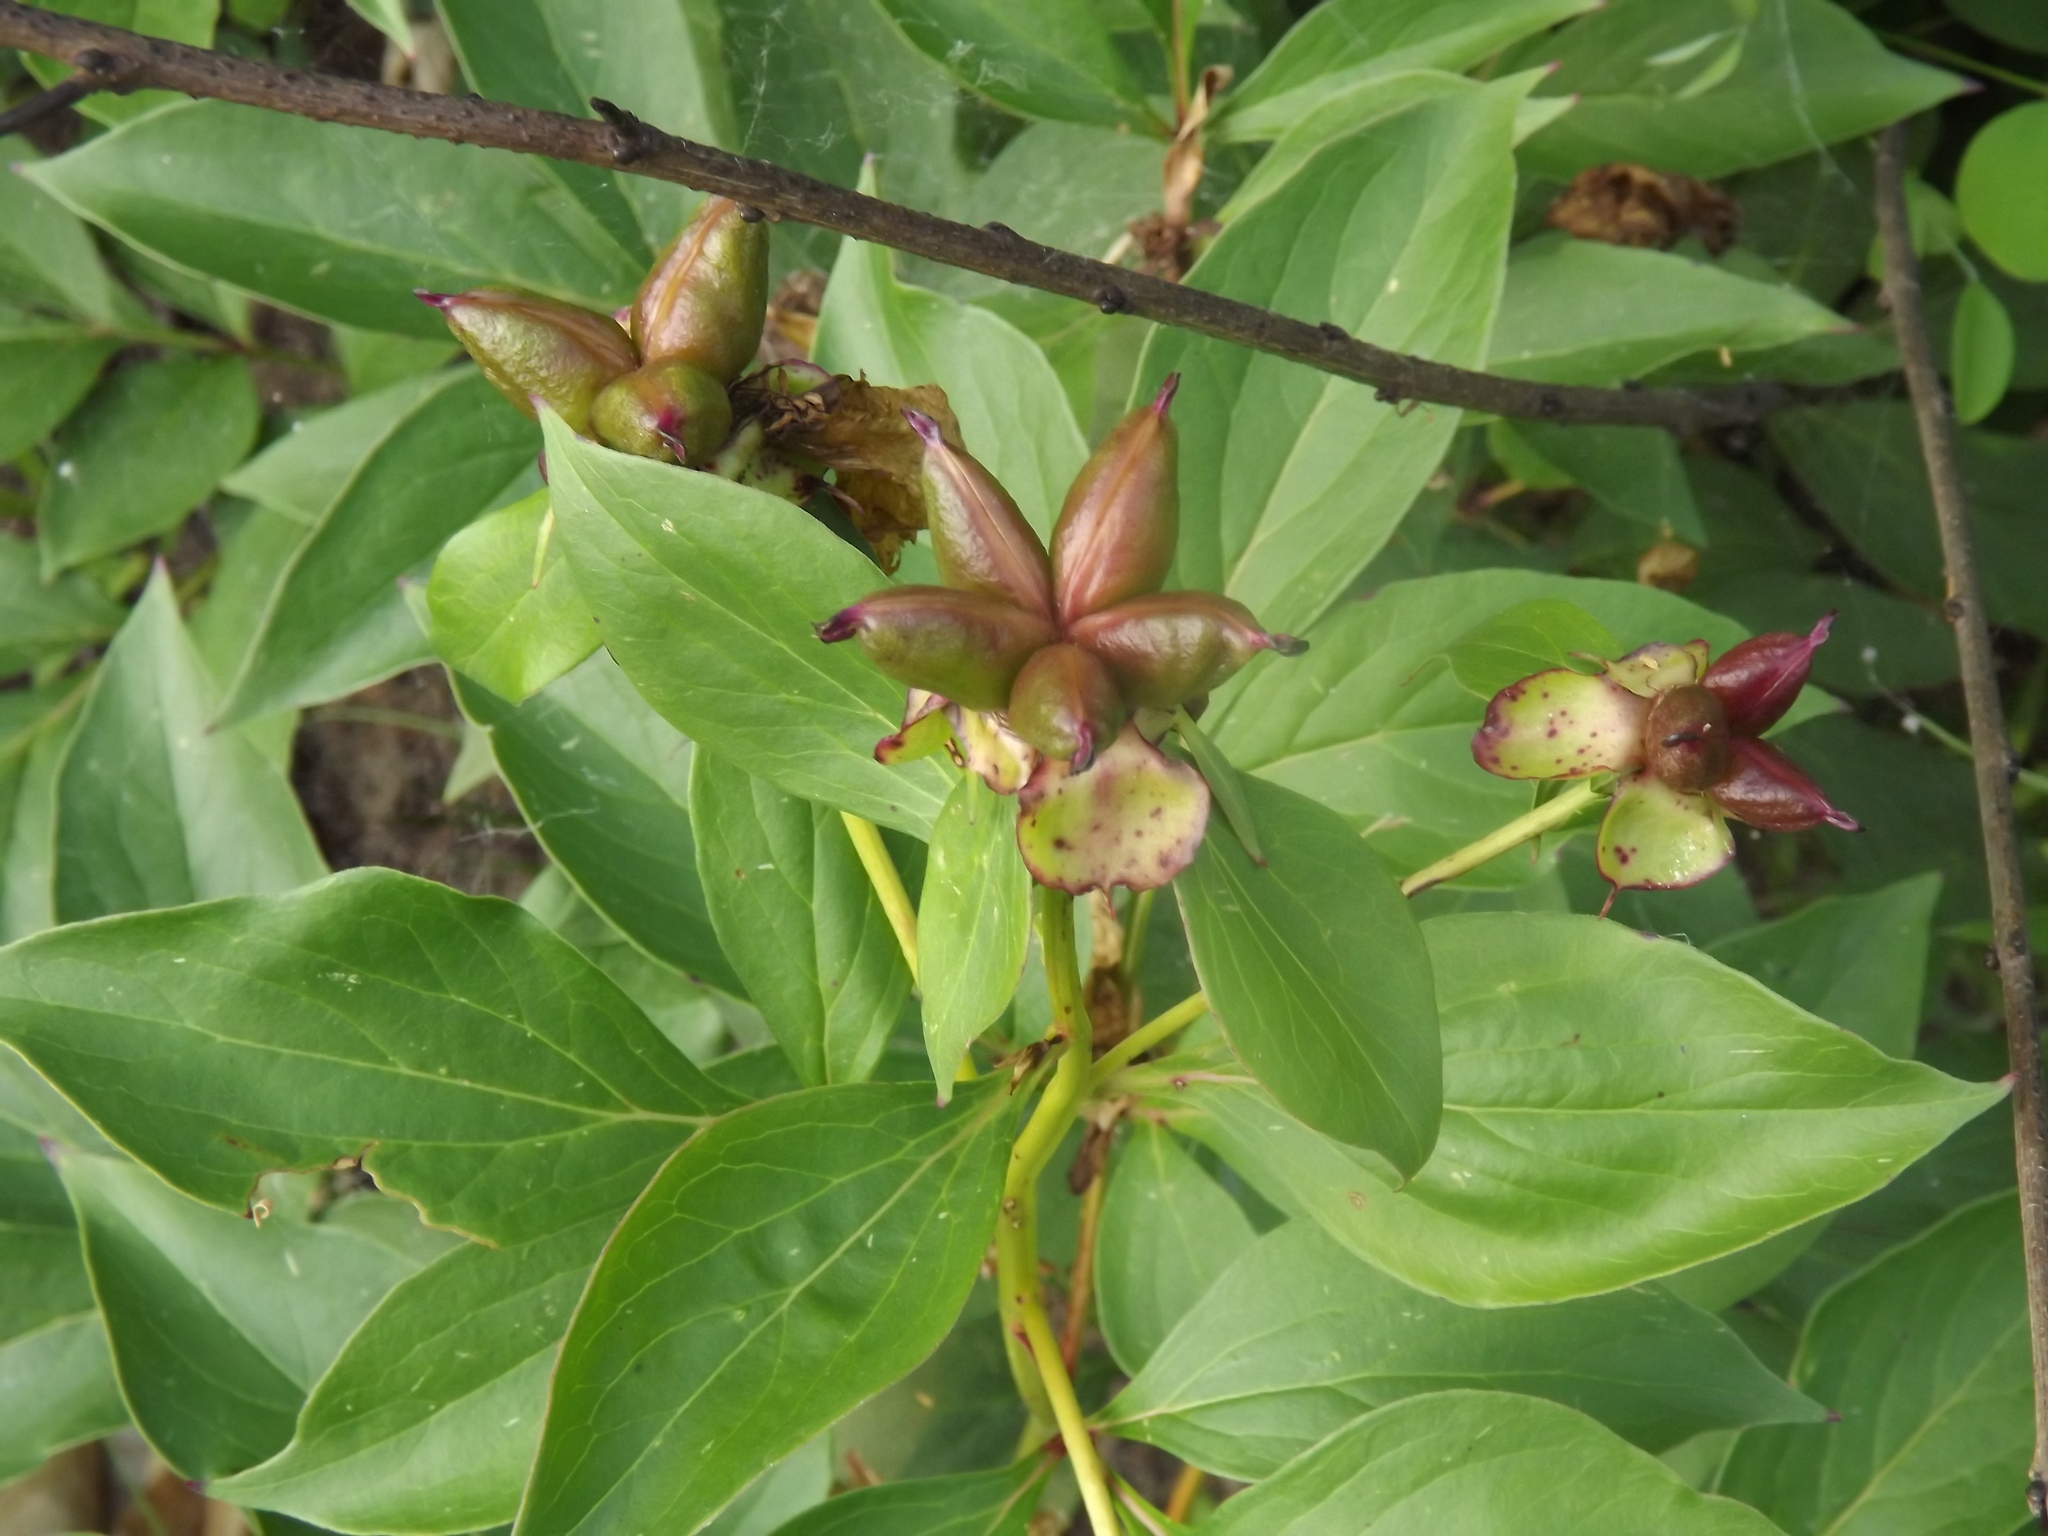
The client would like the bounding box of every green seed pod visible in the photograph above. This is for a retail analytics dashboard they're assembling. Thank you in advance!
[1050,374,1179,622]
[590,361,735,466]
[816,587,1055,711]
[906,410,1054,617]
[632,197,771,383]
[1068,591,1306,709]
[418,288,636,433]
[1007,643,1126,769]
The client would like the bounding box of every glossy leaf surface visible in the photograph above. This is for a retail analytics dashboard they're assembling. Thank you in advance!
[918,771,1030,1094]
[429,491,600,705]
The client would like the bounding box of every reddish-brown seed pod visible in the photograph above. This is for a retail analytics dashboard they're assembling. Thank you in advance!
[1644,683,1732,792]
[590,361,735,465]
[816,587,1055,711]
[1702,613,1834,736]
[1006,643,1127,769]
[632,197,771,383]
[418,288,636,433]
[1050,374,1179,622]
[1712,737,1860,832]
[906,410,1055,617]
[1068,591,1306,709]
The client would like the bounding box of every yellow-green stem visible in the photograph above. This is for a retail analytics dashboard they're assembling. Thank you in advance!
[1089,990,1208,1092]
[839,812,919,981]
[1398,778,1604,897]
[995,889,1119,1535]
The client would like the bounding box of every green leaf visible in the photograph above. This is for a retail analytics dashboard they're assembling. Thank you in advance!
[1510,0,1963,182]
[0,707,74,944]
[218,369,536,726]
[1136,77,1525,637]
[704,1439,833,1536]
[1138,912,2007,1305]
[454,651,742,997]
[1221,0,1599,141]
[811,180,1087,538]
[1958,101,2048,283]
[20,0,216,125]
[36,355,258,575]
[0,867,741,1244]
[58,1148,430,1479]
[1177,775,1438,1173]
[870,0,1158,131]
[1489,236,1851,387]
[331,327,461,396]
[1769,402,2048,639]
[0,1118,92,1358]
[1445,599,1617,702]
[1947,0,2048,53]
[1218,71,1475,219]
[1104,1221,1820,1480]
[0,531,123,664]
[764,1464,1044,1536]
[429,491,601,704]
[222,371,451,519]
[0,1309,126,1483]
[541,411,954,837]
[690,750,911,1086]
[1705,874,1942,1059]
[1719,1195,2030,1535]
[917,771,1029,1094]
[1095,1120,1258,1375]
[0,331,116,464]
[345,0,412,51]
[1949,279,2015,426]
[437,0,735,253]
[1205,569,1763,882]
[27,101,645,336]
[1203,1390,1783,1535]
[53,568,326,924]
[0,134,140,325]
[1506,422,1708,544]
[515,1079,1014,1536]
[214,1218,615,1533]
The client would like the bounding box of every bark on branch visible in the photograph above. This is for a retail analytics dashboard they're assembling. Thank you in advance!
[0,0,1852,433]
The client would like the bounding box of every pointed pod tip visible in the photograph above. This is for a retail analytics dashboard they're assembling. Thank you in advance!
[815,608,861,644]
[1270,633,1309,657]
[1151,373,1181,417]
[1810,610,1837,645]
[903,408,944,448]
[413,289,456,309]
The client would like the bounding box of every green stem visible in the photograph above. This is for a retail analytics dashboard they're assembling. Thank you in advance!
[1902,707,2048,800]
[1089,990,1209,1092]
[839,813,919,983]
[1398,779,1604,897]
[995,888,1119,1536]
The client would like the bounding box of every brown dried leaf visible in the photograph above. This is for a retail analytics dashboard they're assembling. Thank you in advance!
[1546,163,1739,256]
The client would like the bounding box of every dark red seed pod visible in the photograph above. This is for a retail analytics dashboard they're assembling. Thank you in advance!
[1049,374,1179,622]
[1068,590,1305,709]
[906,410,1055,618]
[1702,613,1834,737]
[816,587,1055,711]
[1711,737,1860,832]
[1644,684,1732,792]
[1006,643,1126,769]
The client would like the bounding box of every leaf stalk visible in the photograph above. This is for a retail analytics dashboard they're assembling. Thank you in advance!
[1398,778,1605,897]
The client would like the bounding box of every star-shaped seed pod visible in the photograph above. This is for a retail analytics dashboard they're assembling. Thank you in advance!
[1471,615,1858,896]
[817,376,1308,892]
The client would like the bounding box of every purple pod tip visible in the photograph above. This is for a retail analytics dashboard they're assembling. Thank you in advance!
[1152,373,1181,417]
[653,405,688,464]
[1269,633,1309,657]
[414,289,456,309]
[815,607,862,644]
[536,450,549,485]
[903,409,944,448]
[1071,724,1096,773]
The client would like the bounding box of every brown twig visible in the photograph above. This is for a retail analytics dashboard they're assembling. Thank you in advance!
[1059,1171,1107,1374]
[0,0,1851,434]
[1874,121,2048,1524]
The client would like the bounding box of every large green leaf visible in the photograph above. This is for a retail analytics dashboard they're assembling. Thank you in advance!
[871,0,1158,131]
[0,1308,126,1483]
[20,0,216,125]
[1203,1390,1782,1535]
[1221,0,1599,141]
[36,355,258,575]
[811,186,1086,538]
[541,412,953,837]
[764,1465,1043,1536]
[53,569,327,925]
[1103,1221,1819,1480]
[515,1079,1013,1536]
[1135,77,1524,637]
[0,134,141,324]
[437,0,734,252]
[1204,570,1757,882]
[0,531,123,667]
[690,750,910,1086]
[1705,874,1942,1059]
[27,101,645,336]
[429,490,600,705]
[1510,0,1963,182]
[58,1149,430,1479]
[216,1218,614,1534]
[0,331,116,464]
[917,772,1029,1094]
[1719,1196,2029,1535]
[1177,776,1439,1174]
[1133,913,2006,1305]
[1489,236,1851,387]
[1957,102,2048,283]
[1507,421,1707,543]
[221,371,451,519]
[0,1121,102,1475]
[218,370,536,725]
[454,651,741,997]
[1096,1120,1258,1375]
[0,868,740,1244]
